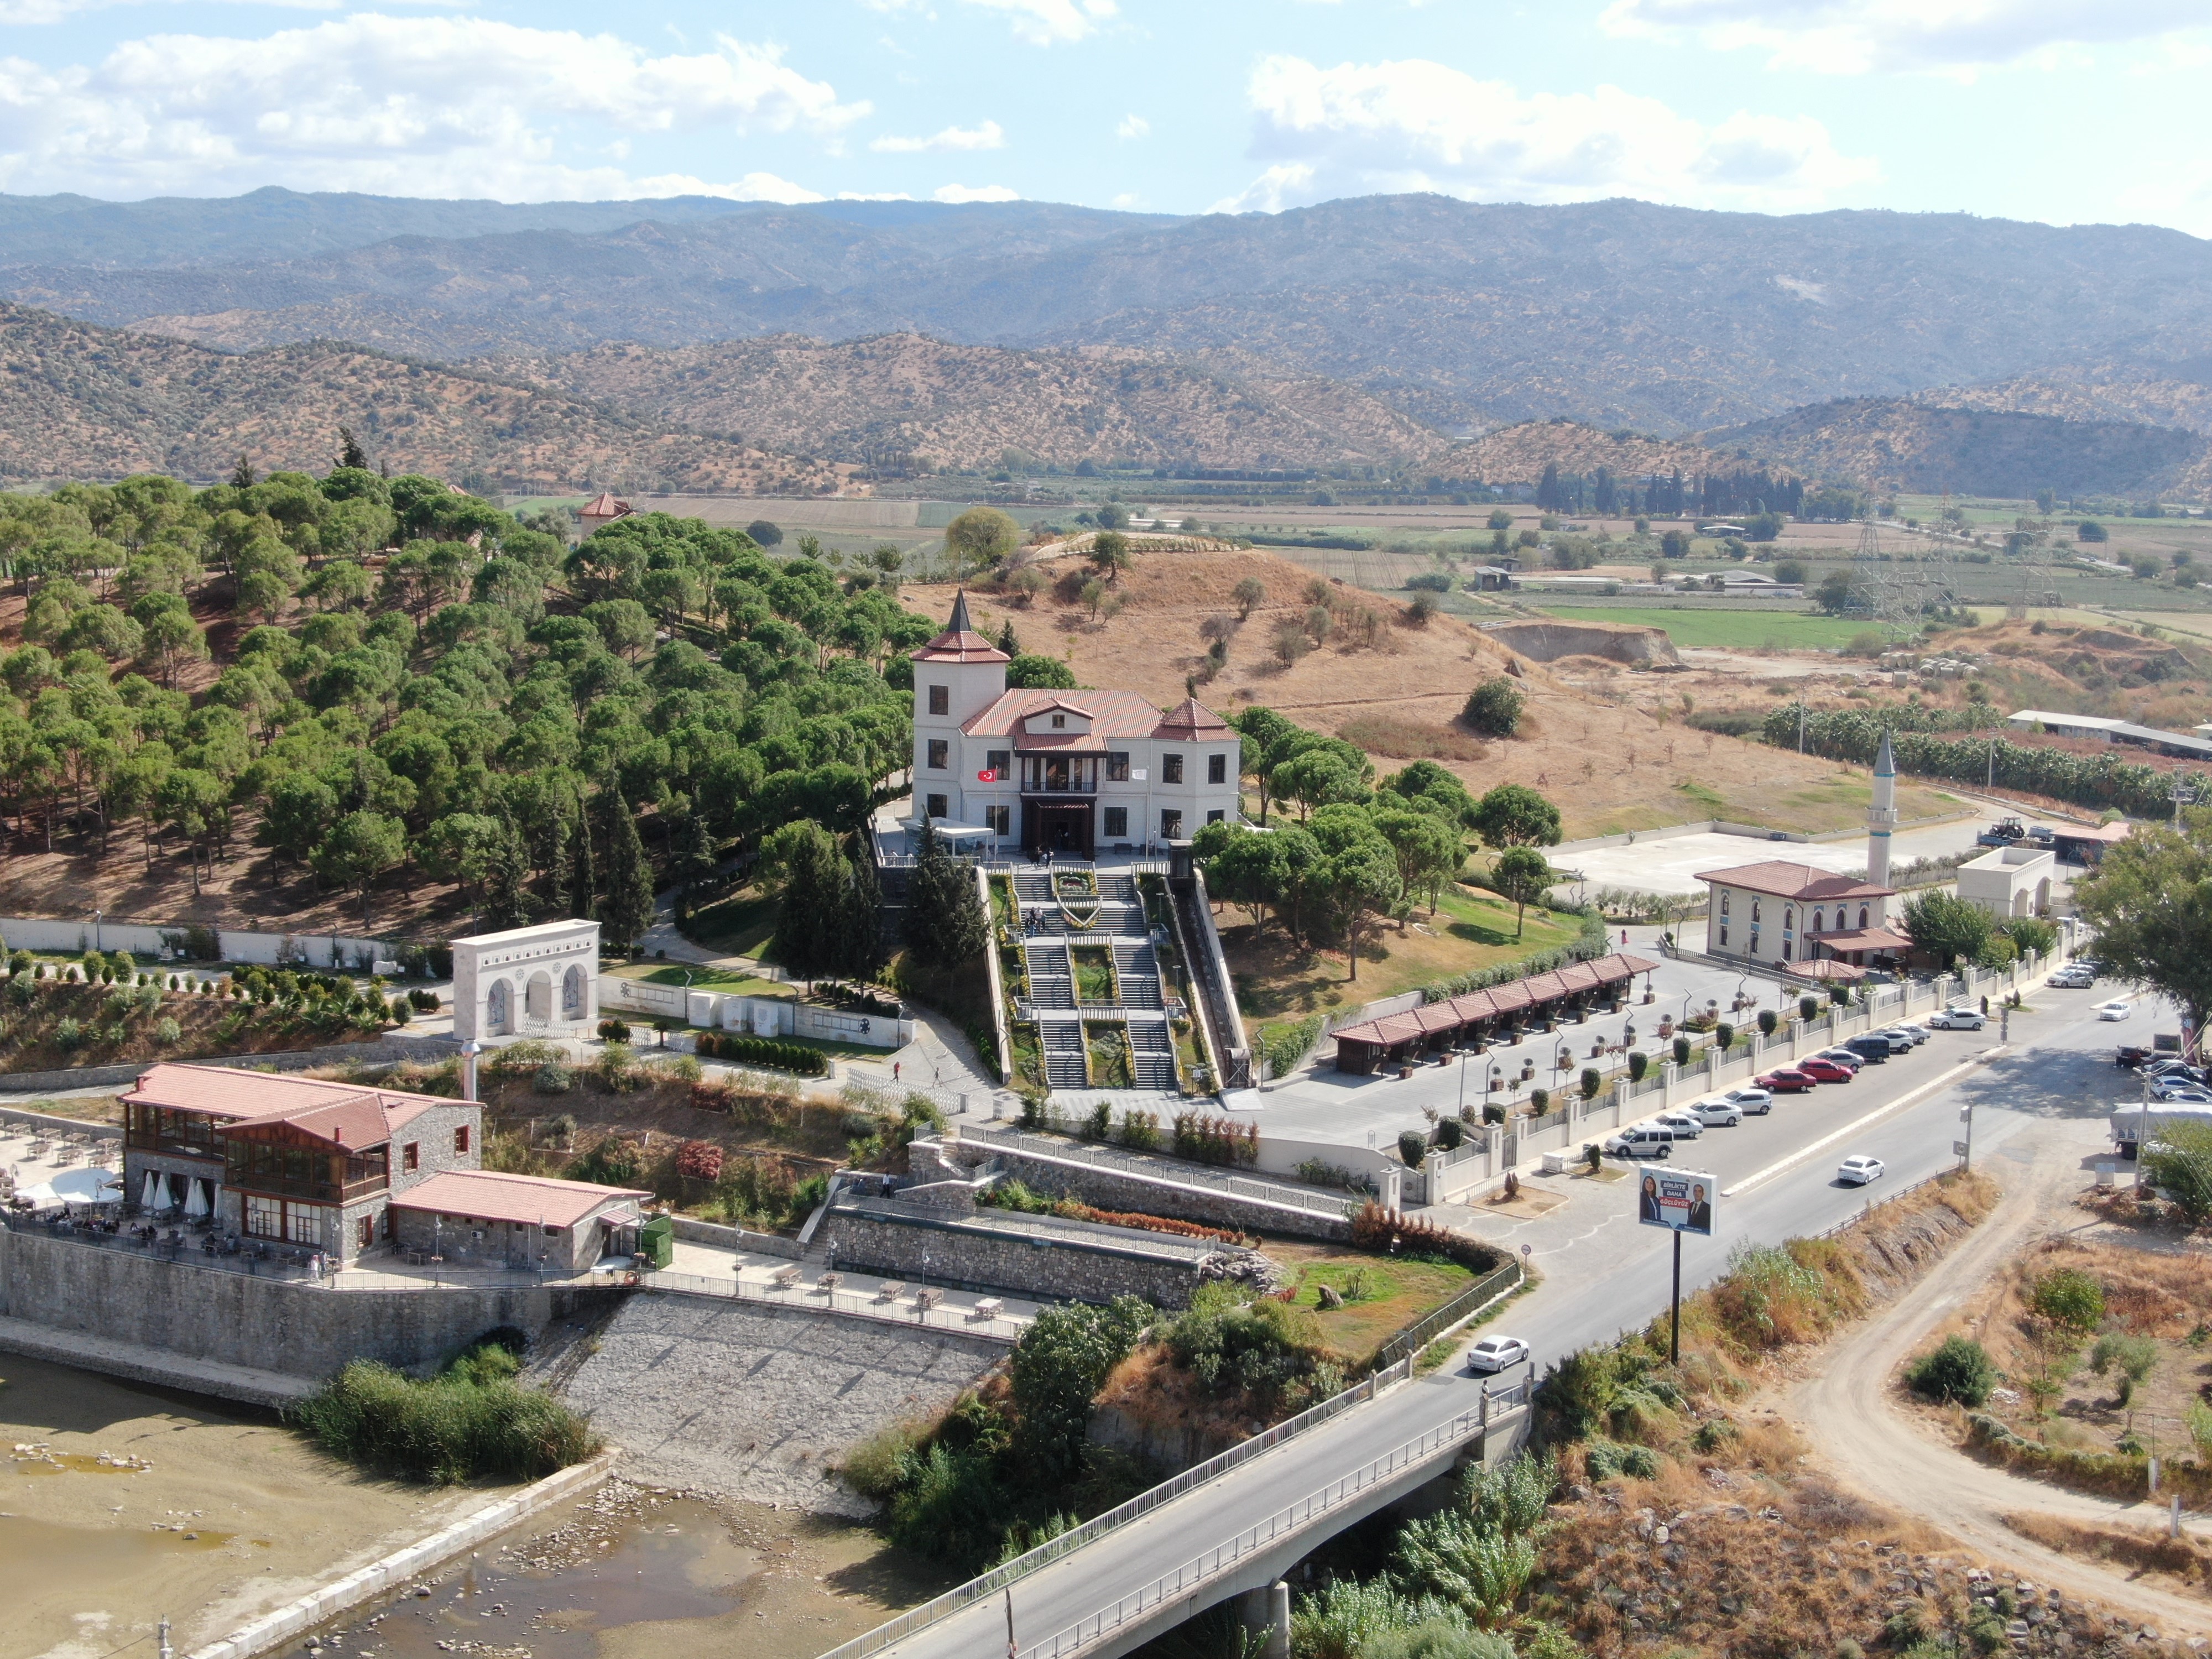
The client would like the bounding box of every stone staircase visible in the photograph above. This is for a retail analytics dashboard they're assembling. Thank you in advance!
[1010,863,1182,1098]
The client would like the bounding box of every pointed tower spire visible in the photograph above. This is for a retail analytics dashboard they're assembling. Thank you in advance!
[947,588,974,636]
[1867,729,1898,889]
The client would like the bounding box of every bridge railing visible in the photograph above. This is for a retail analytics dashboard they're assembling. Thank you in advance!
[1018,1394,1528,1659]
[1373,1257,1524,1370]
[815,1353,1420,1659]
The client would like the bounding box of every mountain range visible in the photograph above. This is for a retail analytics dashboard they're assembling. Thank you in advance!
[4,189,2212,496]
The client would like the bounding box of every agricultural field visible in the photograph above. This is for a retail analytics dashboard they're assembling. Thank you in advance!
[1530,603,1876,651]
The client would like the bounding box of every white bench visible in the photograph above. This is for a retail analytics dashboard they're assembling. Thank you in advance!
[969,1297,1004,1322]
[873,1280,907,1303]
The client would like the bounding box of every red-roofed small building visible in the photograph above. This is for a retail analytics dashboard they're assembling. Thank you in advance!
[909,592,1241,857]
[1695,861,1903,972]
[116,1063,646,1269]
[577,492,632,533]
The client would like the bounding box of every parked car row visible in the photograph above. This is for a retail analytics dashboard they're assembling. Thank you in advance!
[1596,1012,1979,1161]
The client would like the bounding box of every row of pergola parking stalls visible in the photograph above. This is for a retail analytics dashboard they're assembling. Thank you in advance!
[1328,952,1659,1076]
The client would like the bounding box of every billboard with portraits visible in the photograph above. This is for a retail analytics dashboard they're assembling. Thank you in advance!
[1636,1165,1715,1237]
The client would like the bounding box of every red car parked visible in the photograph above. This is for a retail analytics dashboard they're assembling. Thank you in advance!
[1756,1067,1816,1093]
[1797,1057,1854,1084]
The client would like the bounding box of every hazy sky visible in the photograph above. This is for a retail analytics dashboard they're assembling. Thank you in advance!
[2,0,2206,235]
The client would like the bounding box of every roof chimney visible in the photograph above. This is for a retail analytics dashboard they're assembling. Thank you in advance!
[461,1039,483,1103]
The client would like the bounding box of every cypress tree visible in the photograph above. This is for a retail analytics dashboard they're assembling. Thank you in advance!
[836,837,886,979]
[481,815,533,932]
[770,825,843,983]
[903,822,988,969]
[592,774,654,954]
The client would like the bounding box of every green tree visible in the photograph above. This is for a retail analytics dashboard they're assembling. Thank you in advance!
[1905,1335,1996,1406]
[904,822,989,969]
[1088,530,1133,585]
[2074,814,2212,1035]
[312,810,406,930]
[1900,888,1992,972]
[1460,677,1524,738]
[1373,805,1463,916]
[1232,576,1266,618]
[1308,805,1403,981]
[1006,1297,1149,1481]
[1006,653,1079,690]
[943,508,1021,575]
[591,776,655,954]
[768,821,847,982]
[1491,846,1553,939]
[1471,783,1561,849]
[481,815,535,932]
[2141,1118,2212,1227]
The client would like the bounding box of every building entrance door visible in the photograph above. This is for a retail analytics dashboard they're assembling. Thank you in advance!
[1022,801,1095,859]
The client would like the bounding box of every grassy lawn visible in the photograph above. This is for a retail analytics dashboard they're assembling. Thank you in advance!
[1535,604,1876,651]
[1223,883,1583,1020]
[610,962,794,998]
[1264,1241,1477,1371]
[679,888,781,960]
[1573,776,1964,841]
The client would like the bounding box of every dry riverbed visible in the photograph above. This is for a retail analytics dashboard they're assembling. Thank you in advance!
[0,1354,512,1659]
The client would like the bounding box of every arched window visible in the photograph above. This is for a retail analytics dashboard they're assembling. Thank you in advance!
[1783,907,1794,931]
[562,964,586,1017]
[486,978,511,1035]
[1812,909,1824,933]
[1720,893,1730,916]
[1858,905,1870,928]
[1751,900,1762,924]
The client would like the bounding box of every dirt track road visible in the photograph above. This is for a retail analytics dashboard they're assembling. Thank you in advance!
[1788,1121,2212,1634]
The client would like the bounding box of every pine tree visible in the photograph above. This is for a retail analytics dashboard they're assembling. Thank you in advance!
[903,822,988,969]
[231,454,257,489]
[996,618,1020,656]
[336,426,370,471]
[667,803,717,896]
[592,775,654,954]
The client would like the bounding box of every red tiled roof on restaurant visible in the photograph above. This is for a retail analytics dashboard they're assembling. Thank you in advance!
[389,1170,651,1229]
[121,1063,458,1141]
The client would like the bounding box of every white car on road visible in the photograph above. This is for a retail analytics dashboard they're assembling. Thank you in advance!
[2095,999,2135,1022]
[1718,1087,1773,1115]
[1466,1335,1530,1374]
[1838,1155,1886,1186]
[1690,1099,1742,1127]
[1927,1009,1986,1030]
[1655,1109,1705,1138]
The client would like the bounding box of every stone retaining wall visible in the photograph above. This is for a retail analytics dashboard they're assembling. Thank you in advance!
[817,1199,1240,1309]
[0,1227,614,1379]
[917,1135,1352,1241]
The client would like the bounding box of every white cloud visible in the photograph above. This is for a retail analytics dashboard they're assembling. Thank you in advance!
[958,0,1115,45]
[1115,113,1149,139]
[1598,0,2210,75]
[1219,54,1876,213]
[870,119,1004,153]
[0,13,866,200]
[0,0,338,22]
[934,182,1019,201]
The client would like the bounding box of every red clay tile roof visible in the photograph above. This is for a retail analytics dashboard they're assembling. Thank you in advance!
[579,492,632,520]
[963,687,1170,740]
[1813,926,1912,953]
[1694,861,1895,901]
[1330,953,1658,1049]
[912,589,1011,665]
[1153,697,1230,738]
[121,1063,465,1144]
[390,1170,651,1229]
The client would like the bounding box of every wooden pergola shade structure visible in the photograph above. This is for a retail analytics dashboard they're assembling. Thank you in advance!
[1330,952,1658,1075]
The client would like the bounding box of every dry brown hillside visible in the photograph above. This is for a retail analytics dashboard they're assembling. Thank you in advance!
[488,333,1435,472]
[1432,420,1789,487]
[0,303,852,493]
[910,545,1950,838]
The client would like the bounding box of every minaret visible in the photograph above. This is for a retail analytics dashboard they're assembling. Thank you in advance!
[1867,729,1897,889]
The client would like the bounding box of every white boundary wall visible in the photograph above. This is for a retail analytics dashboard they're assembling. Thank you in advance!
[1,916,392,971]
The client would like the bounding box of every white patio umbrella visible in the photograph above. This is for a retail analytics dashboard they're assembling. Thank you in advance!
[141,1172,160,1209]
[182,1179,208,1219]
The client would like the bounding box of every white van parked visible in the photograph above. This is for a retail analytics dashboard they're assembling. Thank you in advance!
[1603,1124,1677,1160]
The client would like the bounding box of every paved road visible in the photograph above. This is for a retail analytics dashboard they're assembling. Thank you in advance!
[871,972,2153,1659]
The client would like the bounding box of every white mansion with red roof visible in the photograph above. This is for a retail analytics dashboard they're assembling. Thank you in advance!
[909,592,1243,859]
[121,1063,650,1270]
